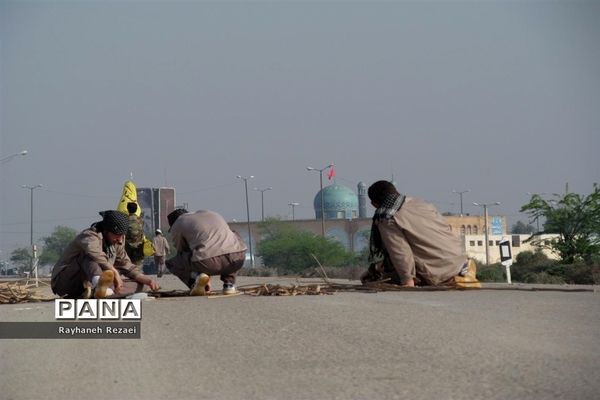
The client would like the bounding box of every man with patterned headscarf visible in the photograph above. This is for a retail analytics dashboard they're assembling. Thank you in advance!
[51,210,160,299]
[362,180,480,288]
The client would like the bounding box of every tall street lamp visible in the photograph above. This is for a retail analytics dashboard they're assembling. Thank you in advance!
[306,164,334,236]
[288,202,299,220]
[253,187,272,221]
[237,175,254,267]
[22,184,42,283]
[0,150,28,164]
[452,189,470,216]
[473,201,501,265]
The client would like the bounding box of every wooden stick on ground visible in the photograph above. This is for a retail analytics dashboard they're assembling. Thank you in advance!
[310,253,331,284]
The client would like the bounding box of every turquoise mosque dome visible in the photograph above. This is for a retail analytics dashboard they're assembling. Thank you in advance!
[313,184,359,220]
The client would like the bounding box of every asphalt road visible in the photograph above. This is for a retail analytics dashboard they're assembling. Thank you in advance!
[1,275,599,400]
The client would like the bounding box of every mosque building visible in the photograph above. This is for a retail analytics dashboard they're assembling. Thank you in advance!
[313,183,364,220]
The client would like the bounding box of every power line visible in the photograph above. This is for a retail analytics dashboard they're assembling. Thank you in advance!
[0,215,96,226]
[39,188,114,199]
[178,182,237,195]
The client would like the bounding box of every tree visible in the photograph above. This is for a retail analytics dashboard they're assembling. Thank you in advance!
[39,226,78,265]
[10,247,32,275]
[511,220,536,234]
[256,218,356,273]
[520,185,600,263]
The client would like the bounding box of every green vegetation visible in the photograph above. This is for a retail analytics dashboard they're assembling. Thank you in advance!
[511,220,535,234]
[476,250,600,285]
[521,185,600,263]
[39,226,77,265]
[6,226,77,275]
[9,247,32,275]
[256,218,362,274]
[475,263,506,282]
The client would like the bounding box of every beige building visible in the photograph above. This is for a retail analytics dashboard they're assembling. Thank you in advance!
[445,215,507,236]
[464,234,560,264]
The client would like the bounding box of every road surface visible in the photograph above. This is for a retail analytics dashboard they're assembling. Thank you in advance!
[1,276,599,400]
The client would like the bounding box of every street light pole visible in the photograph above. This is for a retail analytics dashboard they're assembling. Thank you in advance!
[452,189,470,216]
[288,202,299,220]
[253,187,272,221]
[306,164,334,236]
[0,150,28,164]
[237,175,254,267]
[22,184,42,283]
[473,201,501,265]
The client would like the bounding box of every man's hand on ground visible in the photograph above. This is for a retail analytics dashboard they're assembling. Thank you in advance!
[148,279,160,291]
[401,278,415,287]
[137,275,160,291]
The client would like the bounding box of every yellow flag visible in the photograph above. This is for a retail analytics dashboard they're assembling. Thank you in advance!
[143,238,155,257]
[117,180,141,216]
[117,180,155,257]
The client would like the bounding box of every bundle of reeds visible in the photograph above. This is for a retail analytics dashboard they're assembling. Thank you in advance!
[0,282,54,304]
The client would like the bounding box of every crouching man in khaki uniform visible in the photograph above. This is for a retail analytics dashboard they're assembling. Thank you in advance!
[362,180,480,288]
[51,210,160,299]
[166,208,247,295]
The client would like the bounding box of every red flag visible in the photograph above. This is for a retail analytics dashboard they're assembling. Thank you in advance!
[327,165,336,180]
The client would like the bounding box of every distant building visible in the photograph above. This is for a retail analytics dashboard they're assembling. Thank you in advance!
[313,184,359,220]
[446,214,507,236]
[311,182,370,220]
[136,187,176,235]
[357,181,368,218]
[465,234,560,264]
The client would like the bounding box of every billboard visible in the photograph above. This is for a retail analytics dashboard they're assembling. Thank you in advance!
[159,188,175,231]
[136,187,176,235]
[491,217,503,235]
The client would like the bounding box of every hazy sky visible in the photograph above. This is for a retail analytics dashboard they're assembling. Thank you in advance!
[1,0,599,255]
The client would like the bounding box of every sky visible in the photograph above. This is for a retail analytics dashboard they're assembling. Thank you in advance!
[1,0,599,257]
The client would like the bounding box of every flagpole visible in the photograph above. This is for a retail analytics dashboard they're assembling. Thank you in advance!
[319,171,324,236]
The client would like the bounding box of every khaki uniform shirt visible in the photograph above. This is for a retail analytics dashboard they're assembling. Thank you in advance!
[376,197,466,285]
[51,226,142,285]
[170,210,247,262]
[152,235,170,257]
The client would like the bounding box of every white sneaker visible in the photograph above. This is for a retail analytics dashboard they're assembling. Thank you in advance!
[223,283,237,295]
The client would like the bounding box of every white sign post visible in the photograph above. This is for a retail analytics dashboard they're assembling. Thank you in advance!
[498,240,512,284]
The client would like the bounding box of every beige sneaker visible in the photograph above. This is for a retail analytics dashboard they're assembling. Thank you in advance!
[455,259,481,288]
[190,273,210,296]
[94,270,115,299]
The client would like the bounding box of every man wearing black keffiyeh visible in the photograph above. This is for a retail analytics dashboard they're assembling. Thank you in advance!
[51,210,160,298]
[361,180,480,288]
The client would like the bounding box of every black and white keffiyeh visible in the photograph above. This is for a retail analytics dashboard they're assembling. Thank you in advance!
[98,210,129,235]
[368,192,406,263]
